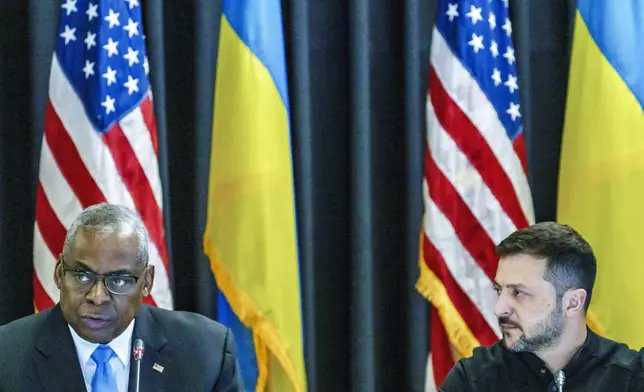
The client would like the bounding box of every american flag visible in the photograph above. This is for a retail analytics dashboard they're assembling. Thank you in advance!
[418,0,534,389]
[33,0,172,310]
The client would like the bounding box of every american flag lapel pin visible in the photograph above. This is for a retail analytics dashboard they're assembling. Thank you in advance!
[152,363,164,373]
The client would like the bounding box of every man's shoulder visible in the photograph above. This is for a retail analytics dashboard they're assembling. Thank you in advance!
[0,308,51,345]
[439,342,505,391]
[595,333,644,372]
[470,341,505,358]
[456,342,506,377]
[142,308,243,388]
[0,308,58,371]
[461,341,504,365]
[140,305,237,378]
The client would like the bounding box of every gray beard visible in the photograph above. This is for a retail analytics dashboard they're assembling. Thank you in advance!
[506,300,565,353]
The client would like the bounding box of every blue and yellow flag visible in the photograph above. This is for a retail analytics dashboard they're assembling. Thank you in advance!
[203,0,307,390]
[558,0,644,348]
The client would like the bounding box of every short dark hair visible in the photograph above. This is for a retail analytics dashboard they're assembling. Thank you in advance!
[496,222,596,311]
[63,203,149,265]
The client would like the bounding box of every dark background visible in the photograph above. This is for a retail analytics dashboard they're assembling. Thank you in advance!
[0,0,576,390]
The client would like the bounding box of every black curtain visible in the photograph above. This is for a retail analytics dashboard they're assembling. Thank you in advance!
[0,1,577,391]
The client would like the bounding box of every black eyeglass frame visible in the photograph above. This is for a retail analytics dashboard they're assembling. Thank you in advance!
[59,259,143,296]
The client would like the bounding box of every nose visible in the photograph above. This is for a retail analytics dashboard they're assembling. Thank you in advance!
[86,278,111,305]
[494,292,512,318]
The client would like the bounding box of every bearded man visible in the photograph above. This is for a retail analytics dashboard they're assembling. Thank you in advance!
[439,222,644,391]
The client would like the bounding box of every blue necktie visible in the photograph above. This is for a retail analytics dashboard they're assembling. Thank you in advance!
[90,345,118,392]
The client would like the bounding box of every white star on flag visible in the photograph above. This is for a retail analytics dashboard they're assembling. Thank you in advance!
[124,47,140,66]
[102,66,117,86]
[507,102,521,121]
[84,31,96,50]
[86,3,98,21]
[490,40,499,57]
[488,12,496,29]
[504,74,518,93]
[124,75,140,95]
[466,5,483,24]
[61,0,77,16]
[445,3,459,22]
[60,25,76,45]
[503,46,515,65]
[468,33,485,53]
[82,60,95,79]
[101,95,116,114]
[124,18,139,38]
[502,18,512,36]
[105,9,120,28]
[103,38,119,57]
[491,68,502,86]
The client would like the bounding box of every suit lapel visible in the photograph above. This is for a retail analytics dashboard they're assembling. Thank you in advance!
[34,305,87,392]
[128,306,171,392]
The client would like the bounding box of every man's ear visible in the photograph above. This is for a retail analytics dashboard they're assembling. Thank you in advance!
[53,256,62,289]
[564,288,587,315]
[142,264,155,297]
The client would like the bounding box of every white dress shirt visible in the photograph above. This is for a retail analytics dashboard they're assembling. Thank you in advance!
[68,319,135,392]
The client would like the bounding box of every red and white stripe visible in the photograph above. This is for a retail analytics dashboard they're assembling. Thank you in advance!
[33,54,173,311]
[424,308,458,391]
[422,28,534,389]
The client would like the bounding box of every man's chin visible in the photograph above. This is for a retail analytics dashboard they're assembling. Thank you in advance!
[72,323,115,344]
[502,335,521,350]
[79,330,113,344]
[504,336,534,353]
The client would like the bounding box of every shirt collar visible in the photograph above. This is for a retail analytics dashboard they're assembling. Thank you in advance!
[68,318,136,367]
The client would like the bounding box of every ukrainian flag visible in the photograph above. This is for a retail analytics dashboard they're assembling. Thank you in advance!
[203,0,307,390]
[558,0,644,349]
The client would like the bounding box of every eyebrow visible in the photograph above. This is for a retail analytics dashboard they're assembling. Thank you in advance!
[70,260,137,276]
[493,282,529,290]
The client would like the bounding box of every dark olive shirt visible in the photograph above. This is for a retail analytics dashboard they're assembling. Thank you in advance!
[440,329,644,392]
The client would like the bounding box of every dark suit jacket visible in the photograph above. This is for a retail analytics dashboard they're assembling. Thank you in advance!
[0,304,244,391]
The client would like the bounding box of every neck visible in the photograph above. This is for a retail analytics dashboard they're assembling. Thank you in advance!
[535,323,587,373]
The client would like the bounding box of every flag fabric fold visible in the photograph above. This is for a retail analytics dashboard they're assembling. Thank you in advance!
[34,0,172,311]
[203,0,307,391]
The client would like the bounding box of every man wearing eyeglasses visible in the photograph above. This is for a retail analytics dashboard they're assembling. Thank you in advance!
[0,203,244,392]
